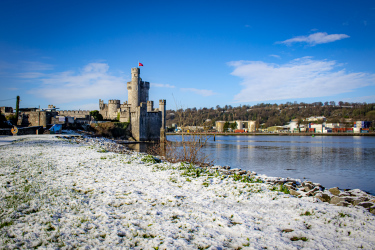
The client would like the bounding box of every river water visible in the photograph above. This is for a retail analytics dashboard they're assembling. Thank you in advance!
[167,135,375,195]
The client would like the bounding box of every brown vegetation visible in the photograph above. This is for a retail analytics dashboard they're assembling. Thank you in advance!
[90,122,130,139]
[148,133,213,166]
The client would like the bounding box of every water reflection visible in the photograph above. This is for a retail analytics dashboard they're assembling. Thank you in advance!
[168,135,375,194]
[126,143,149,153]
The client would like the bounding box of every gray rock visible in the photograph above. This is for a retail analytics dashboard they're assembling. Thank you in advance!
[282,229,294,233]
[329,187,340,196]
[358,202,374,209]
[368,207,375,215]
[306,187,321,196]
[337,201,351,207]
[238,170,247,175]
[285,185,296,191]
[330,196,346,205]
[303,181,313,186]
[339,191,351,197]
[290,190,301,197]
[312,183,325,190]
[315,193,331,203]
[218,169,230,175]
[344,196,367,206]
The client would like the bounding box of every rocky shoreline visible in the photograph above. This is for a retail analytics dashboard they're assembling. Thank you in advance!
[64,135,375,216]
[206,165,375,214]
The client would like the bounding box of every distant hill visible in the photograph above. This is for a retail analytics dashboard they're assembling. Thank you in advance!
[166,102,375,129]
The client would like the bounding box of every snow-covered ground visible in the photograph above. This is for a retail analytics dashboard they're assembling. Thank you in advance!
[1,135,374,249]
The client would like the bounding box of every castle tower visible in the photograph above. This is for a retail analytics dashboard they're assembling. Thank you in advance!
[159,99,166,142]
[127,67,141,109]
[159,99,166,129]
[140,81,150,103]
[147,101,154,112]
[108,99,120,119]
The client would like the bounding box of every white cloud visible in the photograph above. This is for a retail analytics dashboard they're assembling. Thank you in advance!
[151,83,175,88]
[17,72,46,78]
[228,57,375,103]
[28,63,127,104]
[21,61,54,71]
[180,88,217,97]
[269,54,281,59]
[277,32,349,46]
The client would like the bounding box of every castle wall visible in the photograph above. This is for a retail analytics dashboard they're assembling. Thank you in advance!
[0,106,13,115]
[19,111,56,127]
[119,107,131,122]
[131,103,162,141]
[58,110,90,119]
[145,111,162,141]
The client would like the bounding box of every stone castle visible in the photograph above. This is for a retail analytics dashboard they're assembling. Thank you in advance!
[6,67,165,141]
[99,67,166,141]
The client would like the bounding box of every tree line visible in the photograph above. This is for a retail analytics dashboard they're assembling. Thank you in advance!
[166,102,375,129]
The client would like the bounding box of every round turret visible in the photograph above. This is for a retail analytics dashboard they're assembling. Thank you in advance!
[108,99,120,118]
[128,67,141,108]
[131,67,140,78]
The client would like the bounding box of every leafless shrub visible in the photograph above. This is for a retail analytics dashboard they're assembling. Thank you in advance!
[167,133,213,166]
[148,133,213,167]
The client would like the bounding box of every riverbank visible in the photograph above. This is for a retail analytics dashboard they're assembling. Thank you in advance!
[0,135,375,249]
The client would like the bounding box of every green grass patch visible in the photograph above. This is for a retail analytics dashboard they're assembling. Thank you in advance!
[290,236,308,241]
[142,155,161,164]
[339,212,351,218]
[0,220,14,229]
[300,211,313,216]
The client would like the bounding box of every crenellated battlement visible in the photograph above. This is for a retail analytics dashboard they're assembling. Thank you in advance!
[108,99,120,104]
[131,67,140,77]
[58,110,91,114]
[140,81,150,89]
[58,110,90,119]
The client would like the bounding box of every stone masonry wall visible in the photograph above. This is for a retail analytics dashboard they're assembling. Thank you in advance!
[18,111,57,127]
[131,103,162,141]
[58,110,90,119]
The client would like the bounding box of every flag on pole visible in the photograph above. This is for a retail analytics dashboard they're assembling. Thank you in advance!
[139,62,143,67]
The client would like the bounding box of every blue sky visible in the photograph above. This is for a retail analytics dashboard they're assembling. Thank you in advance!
[1,0,374,111]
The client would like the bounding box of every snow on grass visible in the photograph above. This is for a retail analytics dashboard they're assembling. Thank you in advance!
[0,135,374,249]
